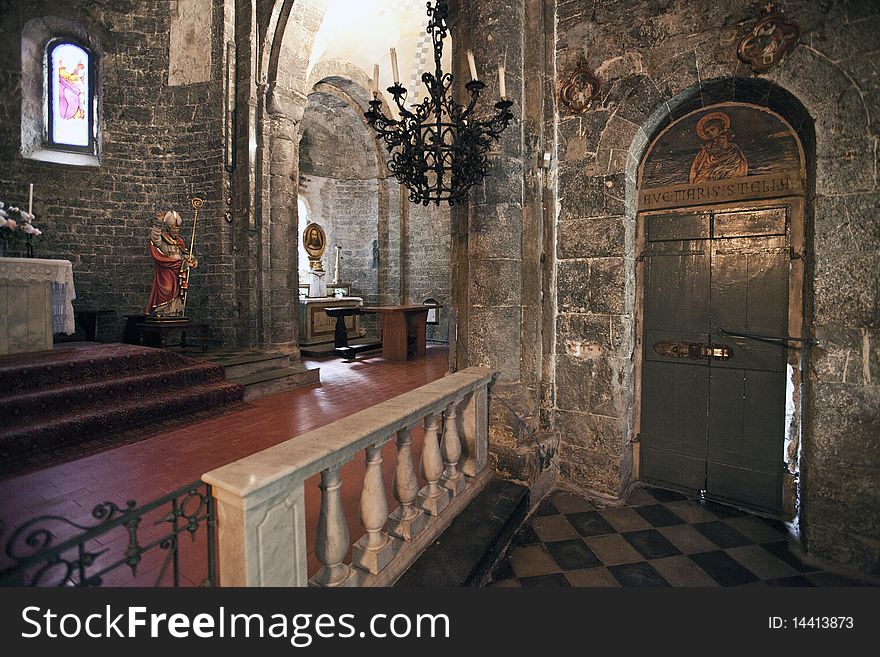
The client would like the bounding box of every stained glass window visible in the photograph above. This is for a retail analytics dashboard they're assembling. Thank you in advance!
[47,41,94,151]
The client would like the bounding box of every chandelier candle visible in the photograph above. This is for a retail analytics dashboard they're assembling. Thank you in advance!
[467,51,478,81]
[372,65,379,97]
[390,48,400,84]
[499,64,506,99]
[365,0,514,206]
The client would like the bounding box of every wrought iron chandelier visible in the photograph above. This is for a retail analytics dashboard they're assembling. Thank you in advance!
[364,0,514,206]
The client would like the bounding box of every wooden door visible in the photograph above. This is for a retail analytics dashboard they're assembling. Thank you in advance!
[639,206,790,514]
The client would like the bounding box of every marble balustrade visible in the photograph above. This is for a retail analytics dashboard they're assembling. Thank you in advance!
[202,367,494,586]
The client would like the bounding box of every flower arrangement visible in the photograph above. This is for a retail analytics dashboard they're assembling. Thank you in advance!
[0,201,42,257]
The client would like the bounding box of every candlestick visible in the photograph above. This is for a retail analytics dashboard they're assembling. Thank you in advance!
[390,48,400,84]
[27,183,33,216]
[334,244,341,285]
[372,64,380,96]
[467,50,478,81]
[498,64,506,98]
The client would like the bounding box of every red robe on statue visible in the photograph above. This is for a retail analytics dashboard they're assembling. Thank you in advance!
[146,235,188,314]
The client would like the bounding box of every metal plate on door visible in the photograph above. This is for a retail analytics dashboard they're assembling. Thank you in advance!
[653,341,733,360]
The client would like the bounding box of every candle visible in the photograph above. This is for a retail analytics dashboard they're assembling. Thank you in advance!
[467,50,478,81]
[498,64,506,98]
[390,48,400,84]
[27,183,33,216]
[372,64,379,96]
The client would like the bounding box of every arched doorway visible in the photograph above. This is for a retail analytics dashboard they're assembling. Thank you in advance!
[635,101,807,516]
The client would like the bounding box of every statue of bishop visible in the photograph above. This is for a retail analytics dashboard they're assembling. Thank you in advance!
[146,210,198,318]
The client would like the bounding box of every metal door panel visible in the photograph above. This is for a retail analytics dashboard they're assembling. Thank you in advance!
[639,204,790,515]
[713,208,786,239]
[643,242,710,335]
[641,222,711,492]
[706,461,782,514]
[646,212,710,242]
[642,446,706,494]
[707,368,786,471]
[710,237,788,373]
[641,360,709,460]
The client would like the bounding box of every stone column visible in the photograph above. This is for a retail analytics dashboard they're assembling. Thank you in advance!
[261,87,307,354]
[264,112,300,353]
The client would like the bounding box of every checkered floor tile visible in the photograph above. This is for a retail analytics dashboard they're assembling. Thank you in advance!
[488,486,876,587]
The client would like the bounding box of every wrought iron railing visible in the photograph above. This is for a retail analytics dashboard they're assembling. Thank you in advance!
[0,481,216,587]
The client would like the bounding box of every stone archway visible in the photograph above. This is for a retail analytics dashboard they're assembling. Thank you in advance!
[633,97,809,518]
[624,77,815,529]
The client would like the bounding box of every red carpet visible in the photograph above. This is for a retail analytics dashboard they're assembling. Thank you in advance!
[0,344,243,477]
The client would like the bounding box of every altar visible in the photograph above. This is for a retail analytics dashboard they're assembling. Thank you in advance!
[0,257,75,355]
[297,296,365,347]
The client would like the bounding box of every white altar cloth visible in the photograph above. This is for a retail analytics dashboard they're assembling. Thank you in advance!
[0,257,76,334]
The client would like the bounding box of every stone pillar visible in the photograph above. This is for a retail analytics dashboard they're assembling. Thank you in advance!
[456,0,551,485]
[264,110,302,354]
[210,483,309,587]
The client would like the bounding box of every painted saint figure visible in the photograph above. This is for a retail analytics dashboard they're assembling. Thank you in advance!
[146,210,198,317]
[689,111,749,183]
[58,60,86,121]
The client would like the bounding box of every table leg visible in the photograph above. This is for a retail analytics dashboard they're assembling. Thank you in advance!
[409,310,429,358]
[381,313,409,361]
[333,314,350,348]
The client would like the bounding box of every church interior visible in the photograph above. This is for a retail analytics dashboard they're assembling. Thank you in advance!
[0,0,878,588]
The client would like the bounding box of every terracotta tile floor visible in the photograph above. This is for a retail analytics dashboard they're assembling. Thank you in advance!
[0,346,449,585]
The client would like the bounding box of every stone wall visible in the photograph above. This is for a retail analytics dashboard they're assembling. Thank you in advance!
[549,0,879,575]
[404,202,451,343]
[0,0,234,344]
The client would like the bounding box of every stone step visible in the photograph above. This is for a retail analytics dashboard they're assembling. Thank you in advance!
[300,338,381,358]
[175,348,292,379]
[220,353,291,379]
[394,477,530,587]
[232,364,321,401]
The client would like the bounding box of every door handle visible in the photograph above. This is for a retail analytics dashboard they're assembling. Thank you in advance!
[718,328,819,349]
[653,341,733,360]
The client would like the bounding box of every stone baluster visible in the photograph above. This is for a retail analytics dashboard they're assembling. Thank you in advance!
[440,399,466,495]
[352,443,397,574]
[388,426,427,540]
[417,412,450,516]
[311,465,357,587]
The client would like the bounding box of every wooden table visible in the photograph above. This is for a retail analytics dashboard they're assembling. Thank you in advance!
[324,306,382,360]
[360,304,442,362]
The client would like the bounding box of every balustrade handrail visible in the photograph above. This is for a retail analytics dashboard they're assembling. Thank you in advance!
[203,367,493,500]
[202,366,496,587]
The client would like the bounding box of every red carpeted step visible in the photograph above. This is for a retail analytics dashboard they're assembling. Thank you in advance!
[1,362,227,430]
[0,344,188,396]
[0,381,244,462]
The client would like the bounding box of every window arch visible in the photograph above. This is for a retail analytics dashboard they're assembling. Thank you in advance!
[46,40,95,153]
[21,17,100,165]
